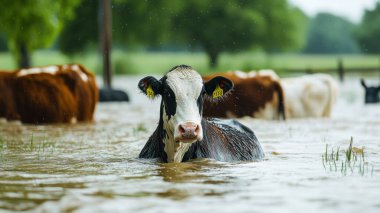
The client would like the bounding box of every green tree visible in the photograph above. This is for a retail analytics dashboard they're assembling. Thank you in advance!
[59,0,306,67]
[58,0,98,55]
[0,33,7,52]
[303,13,359,54]
[173,0,303,67]
[0,0,80,68]
[59,0,181,55]
[356,2,380,53]
[286,7,309,53]
[112,0,182,46]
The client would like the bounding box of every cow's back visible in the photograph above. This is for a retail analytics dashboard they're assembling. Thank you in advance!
[13,73,77,123]
[58,64,98,122]
[195,118,264,161]
[3,64,98,124]
[281,74,339,118]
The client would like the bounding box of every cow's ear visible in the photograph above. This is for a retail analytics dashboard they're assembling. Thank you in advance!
[138,76,162,99]
[204,76,233,99]
[361,79,368,89]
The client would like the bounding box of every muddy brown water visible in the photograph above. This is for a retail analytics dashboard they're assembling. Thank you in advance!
[0,75,380,213]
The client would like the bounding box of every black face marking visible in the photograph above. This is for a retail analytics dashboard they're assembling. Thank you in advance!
[163,87,177,120]
[161,77,177,120]
[197,88,205,114]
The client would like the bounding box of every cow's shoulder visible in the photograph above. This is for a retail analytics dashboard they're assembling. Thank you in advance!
[197,118,264,161]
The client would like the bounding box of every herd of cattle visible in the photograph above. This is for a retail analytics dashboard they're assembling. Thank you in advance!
[0,63,378,163]
[0,63,344,124]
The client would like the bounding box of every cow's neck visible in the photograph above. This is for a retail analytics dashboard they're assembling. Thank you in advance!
[160,102,192,163]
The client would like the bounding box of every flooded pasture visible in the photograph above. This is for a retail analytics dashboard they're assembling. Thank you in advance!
[1,75,380,213]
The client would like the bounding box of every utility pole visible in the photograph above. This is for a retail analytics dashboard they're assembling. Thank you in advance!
[337,58,344,82]
[99,0,112,89]
[97,0,129,102]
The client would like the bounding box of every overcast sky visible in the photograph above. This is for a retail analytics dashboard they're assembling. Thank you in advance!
[288,0,379,23]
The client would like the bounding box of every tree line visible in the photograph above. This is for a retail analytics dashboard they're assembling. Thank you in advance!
[0,0,379,68]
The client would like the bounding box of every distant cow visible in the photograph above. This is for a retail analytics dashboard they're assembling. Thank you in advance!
[281,74,339,118]
[99,88,130,102]
[361,79,380,104]
[138,65,264,163]
[0,64,98,124]
[202,70,286,120]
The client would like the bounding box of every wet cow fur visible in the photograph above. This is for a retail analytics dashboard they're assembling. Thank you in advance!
[138,65,264,163]
[0,64,98,124]
[202,71,286,120]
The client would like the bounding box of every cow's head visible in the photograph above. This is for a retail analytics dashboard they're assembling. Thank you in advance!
[138,65,233,162]
[361,79,380,103]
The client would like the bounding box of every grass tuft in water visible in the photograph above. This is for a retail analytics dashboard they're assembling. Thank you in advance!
[133,123,148,136]
[0,133,57,161]
[27,134,57,156]
[322,137,374,176]
[0,135,4,151]
[0,135,4,160]
[30,133,35,151]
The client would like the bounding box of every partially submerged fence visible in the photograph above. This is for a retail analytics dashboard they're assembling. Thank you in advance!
[279,58,380,82]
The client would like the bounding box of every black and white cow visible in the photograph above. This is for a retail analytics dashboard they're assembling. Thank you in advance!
[361,79,380,104]
[138,65,264,163]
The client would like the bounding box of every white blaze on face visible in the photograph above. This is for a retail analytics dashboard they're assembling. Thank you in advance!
[162,109,193,163]
[17,66,59,77]
[162,68,204,162]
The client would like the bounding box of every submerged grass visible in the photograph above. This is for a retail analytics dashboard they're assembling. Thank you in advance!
[0,135,4,160]
[132,123,148,136]
[0,135,4,151]
[322,137,374,176]
[29,134,56,154]
[0,134,57,161]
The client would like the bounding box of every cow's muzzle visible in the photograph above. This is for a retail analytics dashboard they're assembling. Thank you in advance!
[175,122,202,143]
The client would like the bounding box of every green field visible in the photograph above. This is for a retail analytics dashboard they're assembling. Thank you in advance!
[1,50,379,76]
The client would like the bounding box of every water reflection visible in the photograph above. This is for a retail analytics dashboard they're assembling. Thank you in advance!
[156,159,231,183]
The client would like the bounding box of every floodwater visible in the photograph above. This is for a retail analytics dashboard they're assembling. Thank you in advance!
[0,75,380,213]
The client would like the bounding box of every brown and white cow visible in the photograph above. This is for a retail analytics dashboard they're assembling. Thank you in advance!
[202,70,286,120]
[0,64,98,124]
[280,73,339,118]
[138,65,264,163]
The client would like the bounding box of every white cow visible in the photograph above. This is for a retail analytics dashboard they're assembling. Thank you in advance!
[281,74,339,118]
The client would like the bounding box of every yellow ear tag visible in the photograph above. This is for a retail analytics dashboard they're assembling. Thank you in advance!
[146,85,155,99]
[213,85,223,98]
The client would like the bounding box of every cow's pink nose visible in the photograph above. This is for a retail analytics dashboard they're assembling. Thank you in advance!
[178,122,200,139]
